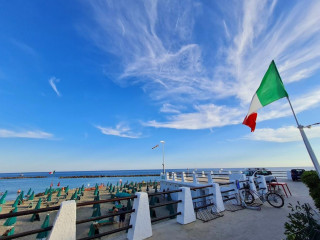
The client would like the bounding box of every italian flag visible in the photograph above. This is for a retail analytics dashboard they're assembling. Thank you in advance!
[243,60,288,132]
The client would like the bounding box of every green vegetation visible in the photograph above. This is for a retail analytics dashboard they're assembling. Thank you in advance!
[301,171,320,210]
[284,202,320,240]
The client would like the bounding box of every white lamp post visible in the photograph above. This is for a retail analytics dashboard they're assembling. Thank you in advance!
[160,140,165,174]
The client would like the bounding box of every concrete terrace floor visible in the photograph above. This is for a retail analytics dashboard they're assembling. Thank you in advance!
[148,179,315,240]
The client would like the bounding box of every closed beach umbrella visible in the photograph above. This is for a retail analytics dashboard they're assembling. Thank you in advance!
[47,192,52,202]
[93,187,98,196]
[65,186,69,194]
[12,196,20,208]
[6,226,15,236]
[29,191,35,201]
[81,184,85,192]
[73,190,78,200]
[127,199,132,210]
[91,204,101,217]
[93,195,100,209]
[44,188,49,195]
[35,198,42,209]
[166,193,175,218]
[112,186,115,192]
[19,191,24,202]
[36,214,50,239]
[30,198,42,222]
[57,188,62,197]
[4,207,17,226]
[0,190,7,204]
[149,196,155,206]
[27,188,32,196]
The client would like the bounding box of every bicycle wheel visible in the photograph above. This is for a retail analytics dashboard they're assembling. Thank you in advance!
[266,192,284,208]
[244,191,255,205]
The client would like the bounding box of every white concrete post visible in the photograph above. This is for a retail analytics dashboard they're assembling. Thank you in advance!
[208,183,225,212]
[208,172,213,184]
[248,176,258,199]
[177,187,196,224]
[193,172,198,184]
[165,172,169,180]
[287,171,292,180]
[172,172,176,181]
[182,172,186,182]
[128,192,152,240]
[202,171,205,177]
[48,200,76,240]
[257,175,268,195]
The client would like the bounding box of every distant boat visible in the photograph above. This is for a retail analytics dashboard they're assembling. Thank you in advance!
[19,173,24,177]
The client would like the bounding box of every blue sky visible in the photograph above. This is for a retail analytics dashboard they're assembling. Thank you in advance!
[1,0,320,172]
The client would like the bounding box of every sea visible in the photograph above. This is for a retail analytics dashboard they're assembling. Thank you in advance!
[0,167,315,201]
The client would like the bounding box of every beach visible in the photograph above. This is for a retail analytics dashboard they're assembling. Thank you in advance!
[0,171,317,239]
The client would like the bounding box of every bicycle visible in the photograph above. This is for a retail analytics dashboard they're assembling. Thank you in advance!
[237,181,284,209]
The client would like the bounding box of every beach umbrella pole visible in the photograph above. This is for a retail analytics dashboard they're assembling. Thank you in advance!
[287,97,320,177]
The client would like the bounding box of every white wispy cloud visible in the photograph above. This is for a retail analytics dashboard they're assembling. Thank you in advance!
[0,129,53,139]
[85,0,320,130]
[10,38,37,56]
[145,104,244,130]
[244,126,320,142]
[218,0,320,104]
[96,123,142,139]
[49,77,61,97]
[160,103,182,114]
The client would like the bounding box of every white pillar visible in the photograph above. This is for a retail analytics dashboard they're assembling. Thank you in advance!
[287,171,292,180]
[202,171,205,177]
[48,200,76,240]
[257,175,268,195]
[172,172,176,181]
[182,172,186,182]
[193,172,198,184]
[177,187,196,224]
[208,183,225,212]
[165,172,169,180]
[128,192,152,240]
[248,176,258,199]
[208,172,213,184]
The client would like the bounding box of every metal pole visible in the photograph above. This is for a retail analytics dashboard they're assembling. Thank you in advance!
[160,141,165,174]
[287,97,320,177]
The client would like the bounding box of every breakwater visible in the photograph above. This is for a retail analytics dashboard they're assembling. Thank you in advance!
[0,176,47,179]
[59,174,160,179]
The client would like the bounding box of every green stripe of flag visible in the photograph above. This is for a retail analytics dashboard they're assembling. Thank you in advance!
[256,60,288,106]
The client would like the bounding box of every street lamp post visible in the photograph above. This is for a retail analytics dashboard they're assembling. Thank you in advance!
[160,141,165,174]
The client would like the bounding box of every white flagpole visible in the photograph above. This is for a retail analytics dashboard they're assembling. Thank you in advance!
[287,97,320,177]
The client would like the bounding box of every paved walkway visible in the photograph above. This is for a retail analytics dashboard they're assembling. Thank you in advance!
[149,179,315,240]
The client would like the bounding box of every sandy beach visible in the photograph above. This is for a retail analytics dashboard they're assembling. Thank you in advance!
[0,183,171,239]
